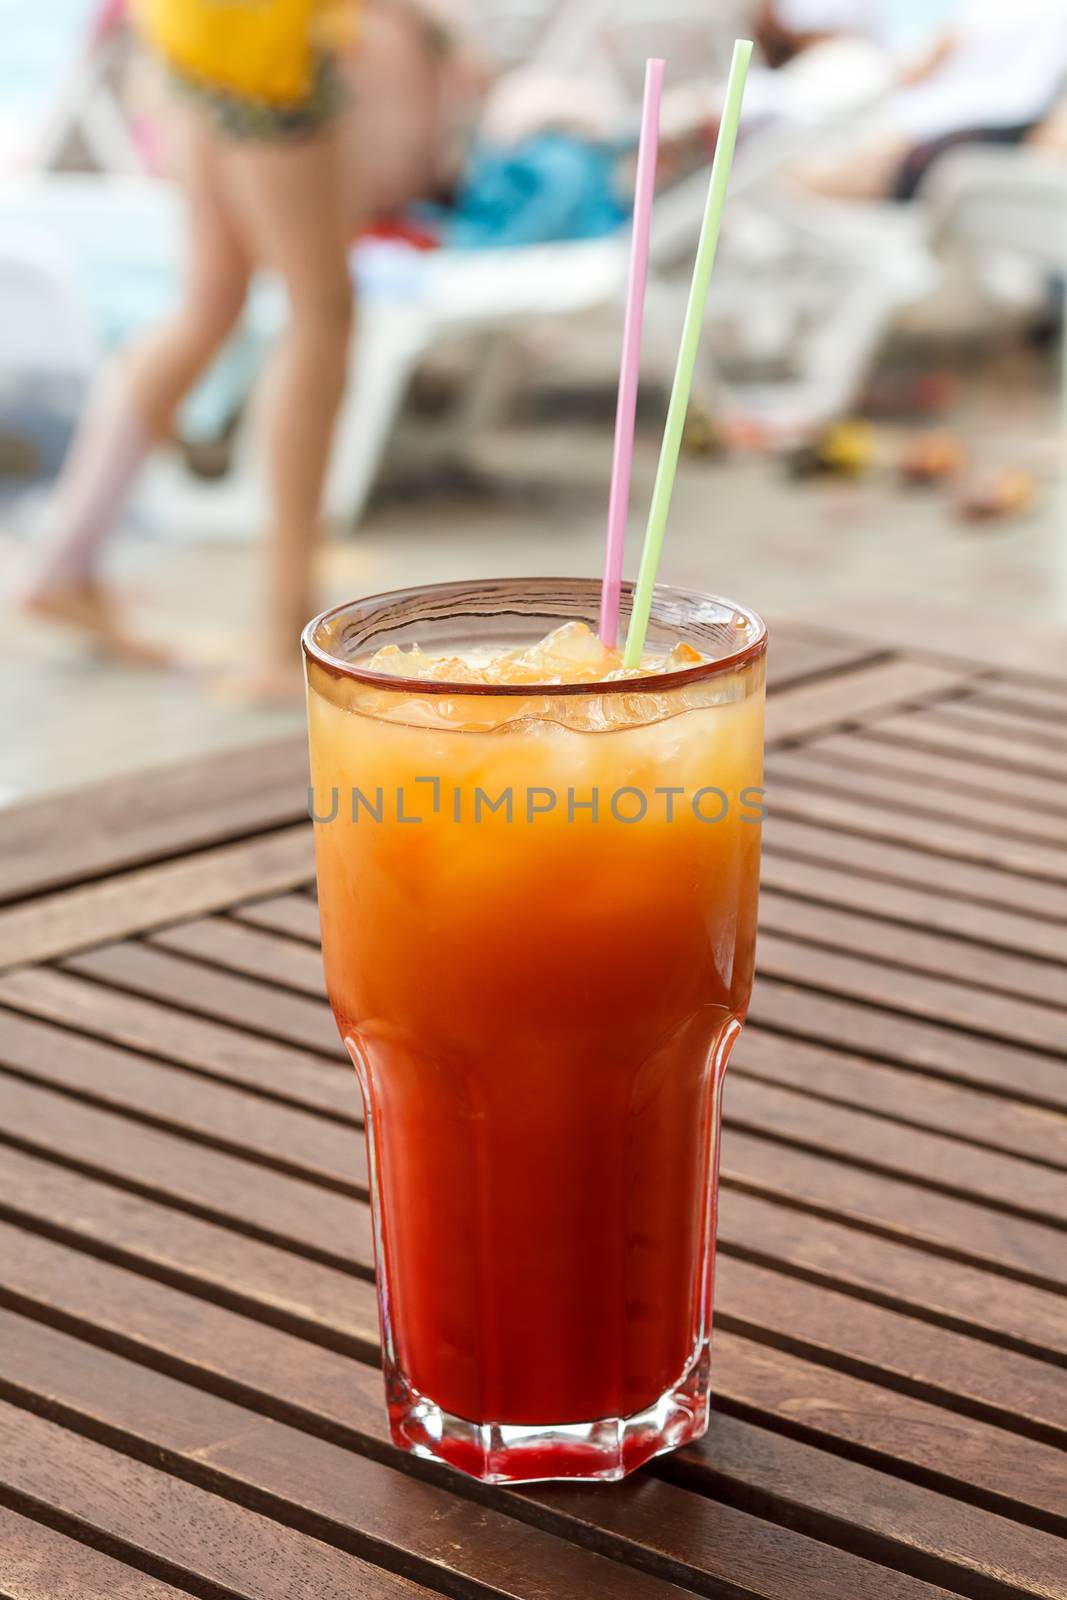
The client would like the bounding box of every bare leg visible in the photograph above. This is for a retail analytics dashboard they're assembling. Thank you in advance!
[123,112,253,441]
[219,124,353,696]
[25,108,251,659]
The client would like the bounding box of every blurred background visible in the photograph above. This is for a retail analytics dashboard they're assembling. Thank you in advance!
[1,0,1065,800]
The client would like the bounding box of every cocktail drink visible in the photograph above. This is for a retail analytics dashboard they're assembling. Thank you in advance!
[304,578,766,1483]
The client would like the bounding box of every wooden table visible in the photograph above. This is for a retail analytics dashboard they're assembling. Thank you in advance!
[0,618,1064,1600]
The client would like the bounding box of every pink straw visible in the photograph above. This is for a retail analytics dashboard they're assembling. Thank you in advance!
[598,57,665,649]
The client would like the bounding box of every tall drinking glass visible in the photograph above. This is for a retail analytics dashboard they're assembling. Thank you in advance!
[303,578,766,1483]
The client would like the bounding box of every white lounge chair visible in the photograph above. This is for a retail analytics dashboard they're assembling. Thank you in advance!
[32,0,145,176]
[922,144,1067,288]
[922,145,1067,491]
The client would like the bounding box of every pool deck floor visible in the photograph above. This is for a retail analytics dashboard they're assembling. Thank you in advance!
[2,371,1065,804]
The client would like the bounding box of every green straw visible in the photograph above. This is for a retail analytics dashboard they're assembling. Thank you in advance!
[623,38,753,668]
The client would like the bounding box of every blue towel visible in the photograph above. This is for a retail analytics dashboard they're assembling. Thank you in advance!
[444,133,627,250]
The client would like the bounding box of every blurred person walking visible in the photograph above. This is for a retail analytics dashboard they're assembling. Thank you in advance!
[24,0,358,698]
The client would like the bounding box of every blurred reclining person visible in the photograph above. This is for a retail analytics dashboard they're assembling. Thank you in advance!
[759,0,1067,200]
[1028,87,1067,153]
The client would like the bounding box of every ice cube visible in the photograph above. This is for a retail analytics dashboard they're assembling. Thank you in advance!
[359,625,706,692]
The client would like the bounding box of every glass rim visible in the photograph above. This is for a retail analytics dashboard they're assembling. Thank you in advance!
[302,578,767,698]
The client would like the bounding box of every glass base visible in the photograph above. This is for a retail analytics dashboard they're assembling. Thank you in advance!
[385,1343,712,1484]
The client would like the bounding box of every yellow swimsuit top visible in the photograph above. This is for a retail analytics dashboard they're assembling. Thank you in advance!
[137,0,354,106]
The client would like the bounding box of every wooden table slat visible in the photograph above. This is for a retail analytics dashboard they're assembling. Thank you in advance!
[754,930,1067,1056]
[231,892,326,946]
[0,1400,438,1600]
[736,1029,1067,1174]
[0,1156,377,1351]
[150,916,330,999]
[5,1055,1063,1402]
[6,972,1062,1208]
[750,977,1067,1114]
[64,939,339,1057]
[964,680,1067,723]
[0,964,356,1120]
[922,700,1067,753]
[767,797,1067,909]
[0,825,314,973]
[714,1255,1065,1446]
[4,1066,1063,1455]
[6,1107,1062,1390]
[673,1414,1066,1600]
[809,728,1067,817]
[0,736,308,910]
[763,813,1067,925]
[868,709,1067,781]
[722,1126,1067,1293]
[725,1075,1067,1228]
[764,634,890,692]
[758,841,1067,966]
[767,749,1067,851]
[0,1072,374,1270]
[765,660,976,746]
[0,1504,192,1600]
[710,1332,1066,1533]
[0,1006,363,1189]
[718,1188,1067,1364]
